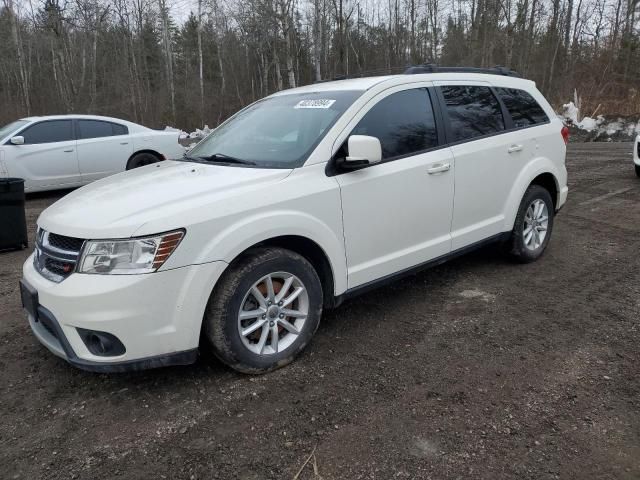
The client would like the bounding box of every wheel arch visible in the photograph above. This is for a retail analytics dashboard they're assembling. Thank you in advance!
[166,211,349,302]
[503,158,561,232]
[249,235,337,309]
[529,172,558,208]
[126,149,165,169]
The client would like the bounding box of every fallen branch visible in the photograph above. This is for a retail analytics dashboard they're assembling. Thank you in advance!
[293,445,317,480]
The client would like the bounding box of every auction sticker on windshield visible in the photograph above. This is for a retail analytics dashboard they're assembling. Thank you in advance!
[294,99,336,109]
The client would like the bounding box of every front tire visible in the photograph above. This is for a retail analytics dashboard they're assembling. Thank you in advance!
[203,247,323,374]
[506,184,555,263]
[635,164,640,177]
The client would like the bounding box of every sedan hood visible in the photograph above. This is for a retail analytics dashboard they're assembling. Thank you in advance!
[38,160,292,239]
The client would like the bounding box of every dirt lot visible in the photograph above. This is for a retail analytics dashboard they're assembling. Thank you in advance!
[1,143,639,479]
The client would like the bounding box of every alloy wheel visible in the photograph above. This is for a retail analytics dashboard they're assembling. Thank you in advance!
[237,272,309,355]
[523,199,549,250]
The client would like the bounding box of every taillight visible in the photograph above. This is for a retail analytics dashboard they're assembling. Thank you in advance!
[561,126,570,145]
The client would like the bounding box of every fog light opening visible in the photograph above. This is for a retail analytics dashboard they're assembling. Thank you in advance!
[77,328,126,357]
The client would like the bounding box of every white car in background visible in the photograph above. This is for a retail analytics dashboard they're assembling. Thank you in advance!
[0,115,185,192]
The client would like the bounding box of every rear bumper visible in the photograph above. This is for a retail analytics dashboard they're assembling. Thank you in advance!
[557,185,569,211]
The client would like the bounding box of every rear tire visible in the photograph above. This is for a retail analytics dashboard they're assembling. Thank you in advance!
[126,152,160,170]
[505,184,555,263]
[203,247,323,374]
[635,164,640,177]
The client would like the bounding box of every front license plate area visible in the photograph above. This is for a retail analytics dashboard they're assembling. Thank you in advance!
[19,280,39,320]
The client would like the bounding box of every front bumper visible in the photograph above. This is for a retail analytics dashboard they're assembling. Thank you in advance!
[28,305,197,372]
[22,254,228,371]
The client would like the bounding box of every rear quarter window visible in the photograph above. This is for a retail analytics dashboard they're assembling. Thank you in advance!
[112,123,128,135]
[495,88,549,128]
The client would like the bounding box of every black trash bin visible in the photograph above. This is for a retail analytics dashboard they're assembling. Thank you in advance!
[0,178,28,251]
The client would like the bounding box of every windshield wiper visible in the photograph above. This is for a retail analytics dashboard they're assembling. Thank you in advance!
[197,153,256,165]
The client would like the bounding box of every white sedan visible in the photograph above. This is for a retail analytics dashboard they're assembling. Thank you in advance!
[0,115,185,192]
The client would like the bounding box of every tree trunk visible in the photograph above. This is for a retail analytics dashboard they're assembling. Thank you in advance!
[159,0,176,123]
[282,7,296,88]
[197,0,205,126]
[4,0,30,115]
[313,0,322,81]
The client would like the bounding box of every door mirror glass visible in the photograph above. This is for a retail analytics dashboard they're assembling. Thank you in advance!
[10,136,24,145]
[345,135,382,167]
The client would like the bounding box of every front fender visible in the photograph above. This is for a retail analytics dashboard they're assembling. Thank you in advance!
[185,210,348,296]
[502,156,565,232]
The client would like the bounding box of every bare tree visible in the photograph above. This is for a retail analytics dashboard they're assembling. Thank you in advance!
[158,0,175,122]
[0,0,639,129]
[4,0,30,114]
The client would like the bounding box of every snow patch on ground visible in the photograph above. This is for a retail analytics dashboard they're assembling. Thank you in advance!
[561,102,639,141]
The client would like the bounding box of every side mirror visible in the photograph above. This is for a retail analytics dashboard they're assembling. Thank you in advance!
[342,135,382,169]
[10,136,24,145]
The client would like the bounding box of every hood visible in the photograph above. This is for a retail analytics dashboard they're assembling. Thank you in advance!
[39,160,292,239]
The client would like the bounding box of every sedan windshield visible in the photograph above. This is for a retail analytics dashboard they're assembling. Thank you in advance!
[187,90,362,168]
[0,120,28,141]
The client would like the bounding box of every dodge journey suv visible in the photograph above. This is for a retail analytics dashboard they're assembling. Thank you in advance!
[21,66,568,373]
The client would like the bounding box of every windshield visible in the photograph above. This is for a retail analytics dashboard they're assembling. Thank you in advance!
[0,120,28,141]
[187,90,362,168]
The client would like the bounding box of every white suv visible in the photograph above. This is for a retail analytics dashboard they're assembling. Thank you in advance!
[21,67,568,373]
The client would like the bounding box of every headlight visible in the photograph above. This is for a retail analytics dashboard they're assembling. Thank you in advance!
[78,230,184,274]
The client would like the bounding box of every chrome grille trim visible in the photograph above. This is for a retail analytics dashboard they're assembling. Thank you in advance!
[34,229,85,283]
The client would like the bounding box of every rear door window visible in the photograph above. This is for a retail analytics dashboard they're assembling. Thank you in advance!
[78,120,123,139]
[20,120,74,144]
[440,86,505,142]
[495,88,549,128]
[351,88,438,160]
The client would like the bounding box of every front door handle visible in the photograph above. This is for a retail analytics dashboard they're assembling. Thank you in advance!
[63,149,74,153]
[120,142,129,145]
[427,162,451,174]
[508,144,523,153]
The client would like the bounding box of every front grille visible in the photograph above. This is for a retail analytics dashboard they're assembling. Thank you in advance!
[48,233,85,252]
[45,258,73,276]
[34,229,84,283]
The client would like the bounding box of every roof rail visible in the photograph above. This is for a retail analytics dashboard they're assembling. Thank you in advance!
[403,64,520,78]
[313,66,407,83]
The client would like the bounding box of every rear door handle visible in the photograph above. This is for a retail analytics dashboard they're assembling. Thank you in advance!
[63,149,74,153]
[508,144,523,153]
[120,142,129,145]
[427,162,451,174]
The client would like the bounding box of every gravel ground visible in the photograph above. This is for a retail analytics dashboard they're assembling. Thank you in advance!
[1,143,639,479]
